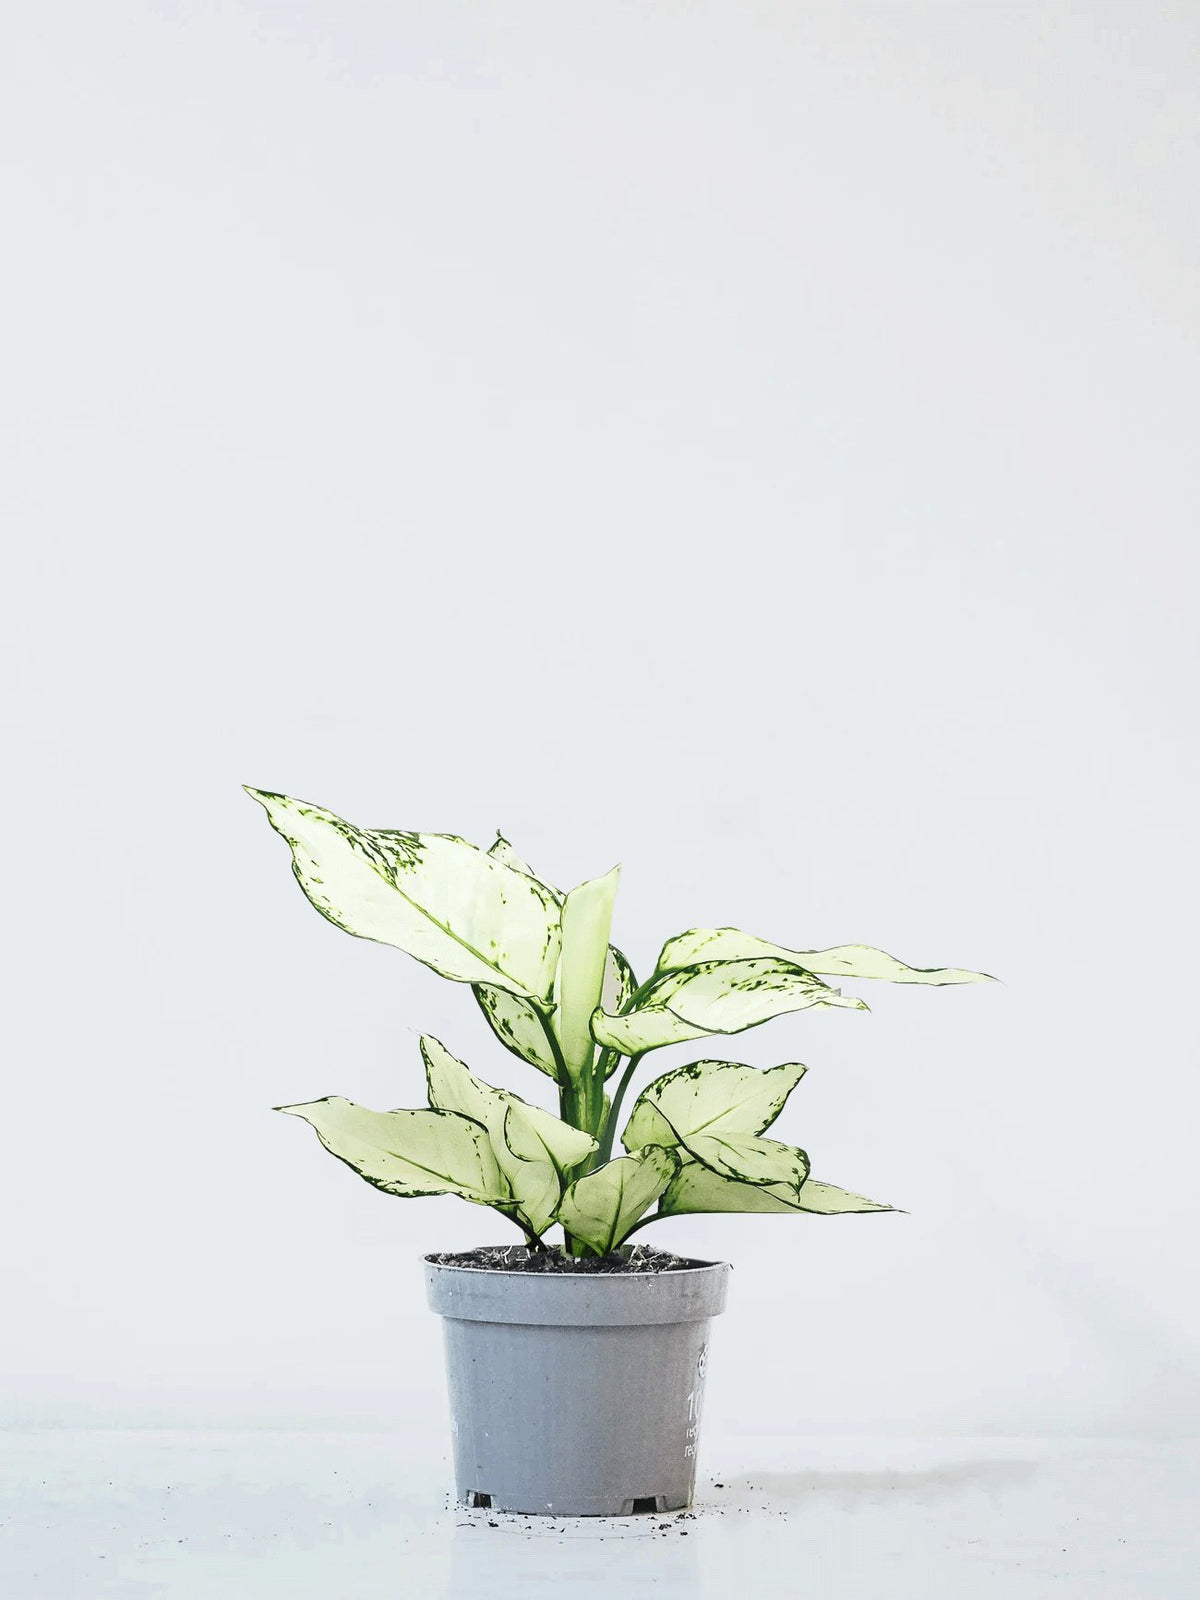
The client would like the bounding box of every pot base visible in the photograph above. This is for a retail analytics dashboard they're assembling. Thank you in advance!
[463,1488,688,1517]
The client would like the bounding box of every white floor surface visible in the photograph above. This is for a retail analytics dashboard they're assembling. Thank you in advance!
[1,1431,1196,1599]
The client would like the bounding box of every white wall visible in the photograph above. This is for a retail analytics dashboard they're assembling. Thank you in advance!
[3,1,1197,1440]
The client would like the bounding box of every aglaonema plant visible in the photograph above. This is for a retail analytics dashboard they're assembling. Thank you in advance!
[247,789,993,1257]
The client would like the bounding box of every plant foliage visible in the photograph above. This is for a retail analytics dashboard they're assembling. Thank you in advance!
[249,789,993,1256]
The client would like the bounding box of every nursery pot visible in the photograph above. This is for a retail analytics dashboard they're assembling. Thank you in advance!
[424,1253,730,1517]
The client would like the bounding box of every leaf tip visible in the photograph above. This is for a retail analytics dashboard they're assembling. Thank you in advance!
[275,1096,338,1118]
[244,784,287,818]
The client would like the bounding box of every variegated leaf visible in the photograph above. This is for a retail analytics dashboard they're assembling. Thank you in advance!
[475,942,636,1079]
[474,838,635,1079]
[421,1035,596,1172]
[473,984,561,1078]
[602,944,636,1015]
[657,928,994,986]
[591,959,866,1055]
[421,1035,596,1233]
[501,1100,597,1173]
[685,1132,809,1192]
[556,866,621,1082]
[488,837,632,1007]
[623,1088,810,1195]
[617,1056,814,1197]
[486,833,546,885]
[622,1059,806,1153]
[659,1164,893,1217]
[276,1097,509,1206]
[788,1178,897,1213]
[470,823,559,1074]
[246,790,561,1000]
[557,1148,680,1255]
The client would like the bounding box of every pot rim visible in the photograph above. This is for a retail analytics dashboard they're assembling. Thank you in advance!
[424,1250,731,1325]
[422,1250,729,1280]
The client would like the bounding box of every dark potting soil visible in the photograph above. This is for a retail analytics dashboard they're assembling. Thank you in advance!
[426,1244,714,1275]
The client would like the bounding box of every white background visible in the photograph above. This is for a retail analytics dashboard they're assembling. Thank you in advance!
[3,1,1198,1450]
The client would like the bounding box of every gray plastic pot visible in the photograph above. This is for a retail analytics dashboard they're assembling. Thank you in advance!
[424,1253,730,1516]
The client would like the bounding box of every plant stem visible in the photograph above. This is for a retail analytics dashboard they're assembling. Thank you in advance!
[534,1004,592,1143]
[534,1005,570,1086]
[618,1212,659,1242]
[594,1053,643,1165]
[501,1207,547,1251]
[558,1078,583,1132]
[549,971,658,1246]
[594,1046,619,1084]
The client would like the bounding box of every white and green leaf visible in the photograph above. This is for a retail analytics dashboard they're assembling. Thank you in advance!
[685,1132,809,1191]
[557,1148,680,1255]
[486,833,545,884]
[473,942,634,1081]
[659,1164,894,1217]
[657,928,994,986]
[556,866,621,1082]
[789,1178,897,1213]
[602,941,636,1003]
[276,1097,509,1205]
[592,959,866,1055]
[659,1163,802,1215]
[474,839,633,1080]
[473,985,562,1078]
[622,1059,807,1153]
[246,790,561,1000]
[421,1035,596,1233]
[625,1103,810,1195]
[619,1059,816,1202]
[422,1034,596,1173]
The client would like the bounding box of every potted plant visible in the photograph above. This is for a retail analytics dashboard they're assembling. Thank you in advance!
[247,788,992,1516]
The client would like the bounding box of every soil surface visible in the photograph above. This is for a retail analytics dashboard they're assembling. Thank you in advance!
[426,1244,716,1275]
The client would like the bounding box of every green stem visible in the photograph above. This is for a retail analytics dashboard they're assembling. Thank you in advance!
[582,971,660,1163]
[551,972,660,1246]
[594,1052,643,1165]
[527,1009,587,1255]
[534,1004,570,1085]
[619,1212,660,1242]
[501,1207,548,1251]
[558,1078,584,1133]
[623,975,661,1013]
